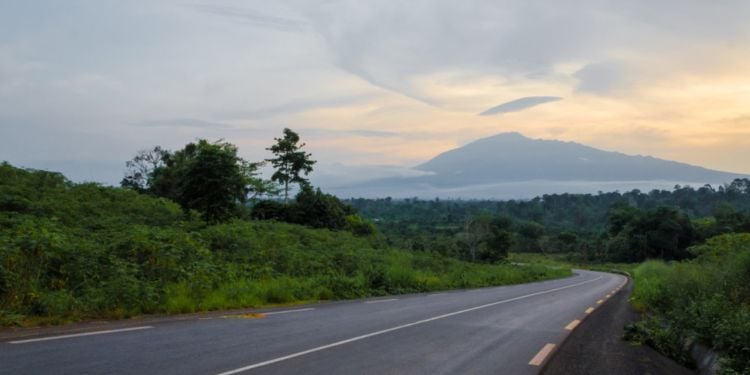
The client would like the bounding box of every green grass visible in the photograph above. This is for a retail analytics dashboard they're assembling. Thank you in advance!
[628,234,750,374]
[0,163,572,327]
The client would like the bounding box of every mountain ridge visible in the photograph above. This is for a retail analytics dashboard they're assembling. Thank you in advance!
[413,132,743,186]
[321,132,748,199]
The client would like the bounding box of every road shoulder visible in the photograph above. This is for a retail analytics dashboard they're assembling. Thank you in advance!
[541,278,693,375]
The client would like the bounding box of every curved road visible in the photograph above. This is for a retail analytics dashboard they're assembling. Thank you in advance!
[1,270,625,375]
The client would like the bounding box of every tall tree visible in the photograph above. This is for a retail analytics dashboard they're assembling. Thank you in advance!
[456,215,491,262]
[122,140,267,223]
[266,128,316,203]
[175,140,252,223]
[121,146,169,192]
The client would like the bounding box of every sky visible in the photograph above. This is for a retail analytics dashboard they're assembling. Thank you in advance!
[1,0,750,186]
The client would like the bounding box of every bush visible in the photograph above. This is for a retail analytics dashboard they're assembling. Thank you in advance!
[630,234,750,374]
[0,162,572,327]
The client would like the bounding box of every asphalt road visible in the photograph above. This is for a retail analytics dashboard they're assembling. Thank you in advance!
[1,270,626,375]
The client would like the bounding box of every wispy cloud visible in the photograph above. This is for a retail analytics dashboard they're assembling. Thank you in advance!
[192,4,306,32]
[299,128,400,139]
[479,96,562,116]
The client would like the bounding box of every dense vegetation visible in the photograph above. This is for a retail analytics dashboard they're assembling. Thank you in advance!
[629,234,750,374]
[3,127,748,373]
[350,180,750,263]
[351,182,750,372]
[0,162,570,326]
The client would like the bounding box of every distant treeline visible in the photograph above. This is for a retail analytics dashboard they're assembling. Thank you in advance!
[349,179,750,263]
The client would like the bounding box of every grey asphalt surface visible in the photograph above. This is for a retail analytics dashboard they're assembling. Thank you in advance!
[542,279,692,375]
[0,270,625,375]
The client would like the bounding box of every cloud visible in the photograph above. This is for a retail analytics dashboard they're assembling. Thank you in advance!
[311,162,434,188]
[296,128,400,139]
[479,96,562,116]
[192,4,307,32]
[138,118,232,129]
[3,0,750,184]
[573,61,637,94]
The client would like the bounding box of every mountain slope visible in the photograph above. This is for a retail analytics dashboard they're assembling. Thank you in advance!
[322,132,748,198]
[414,132,743,186]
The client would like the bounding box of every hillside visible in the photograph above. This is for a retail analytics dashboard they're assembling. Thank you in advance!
[0,162,569,326]
[327,133,747,199]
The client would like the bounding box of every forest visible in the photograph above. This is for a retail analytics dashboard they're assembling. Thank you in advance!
[349,180,750,263]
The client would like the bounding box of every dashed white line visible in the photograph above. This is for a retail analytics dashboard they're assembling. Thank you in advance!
[8,326,153,344]
[215,276,603,375]
[265,308,315,315]
[364,298,399,304]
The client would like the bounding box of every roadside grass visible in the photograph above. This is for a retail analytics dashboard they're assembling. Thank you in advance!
[627,234,750,374]
[159,251,573,316]
[0,163,574,327]
[509,252,636,276]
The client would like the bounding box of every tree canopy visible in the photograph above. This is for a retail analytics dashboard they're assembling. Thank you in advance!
[122,140,265,223]
[266,128,316,202]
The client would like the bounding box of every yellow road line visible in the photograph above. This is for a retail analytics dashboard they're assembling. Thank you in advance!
[585,307,594,314]
[564,320,580,330]
[596,299,603,304]
[529,343,556,366]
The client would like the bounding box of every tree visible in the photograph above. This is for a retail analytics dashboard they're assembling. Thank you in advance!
[266,128,316,203]
[482,216,513,263]
[456,215,491,262]
[516,221,545,252]
[288,185,355,230]
[122,140,268,223]
[175,140,253,222]
[121,146,169,192]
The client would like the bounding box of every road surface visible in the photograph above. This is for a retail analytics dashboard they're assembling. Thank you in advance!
[1,270,625,375]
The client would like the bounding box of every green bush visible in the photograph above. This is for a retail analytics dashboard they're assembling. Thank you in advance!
[0,162,571,327]
[630,234,750,374]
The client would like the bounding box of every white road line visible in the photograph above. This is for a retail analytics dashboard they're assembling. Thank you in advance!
[215,276,604,375]
[264,308,315,316]
[8,326,153,344]
[364,298,399,304]
[428,293,446,297]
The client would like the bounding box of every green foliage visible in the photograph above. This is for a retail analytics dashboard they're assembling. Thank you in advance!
[345,214,377,237]
[266,128,316,202]
[607,207,695,262]
[288,186,354,230]
[630,234,750,374]
[122,140,269,223]
[0,162,570,326]
[249,187,375,236]
[349,181,750,263]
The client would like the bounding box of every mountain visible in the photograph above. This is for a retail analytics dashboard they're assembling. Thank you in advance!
[322,132,748,199]
[415,132,742,185]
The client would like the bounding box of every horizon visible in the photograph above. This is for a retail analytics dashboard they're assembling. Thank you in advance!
[2,1,750,188]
